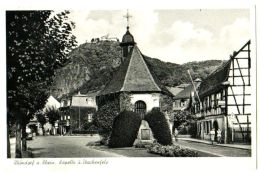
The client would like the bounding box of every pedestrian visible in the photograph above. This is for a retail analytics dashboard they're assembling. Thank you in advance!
[174,128,178,142]
[217,129,222,143]
[210,128,215,145]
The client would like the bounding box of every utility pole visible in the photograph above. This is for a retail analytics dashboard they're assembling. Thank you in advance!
[187,70,201,104]
[78,106,81,130]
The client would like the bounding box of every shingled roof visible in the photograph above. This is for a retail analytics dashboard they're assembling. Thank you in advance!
[98,46,172,96]
[198,60,231,98]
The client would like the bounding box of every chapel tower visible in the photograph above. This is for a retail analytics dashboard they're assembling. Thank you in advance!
[120,10,136,60]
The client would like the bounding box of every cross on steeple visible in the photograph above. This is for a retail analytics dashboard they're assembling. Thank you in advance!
[123,9,132,30]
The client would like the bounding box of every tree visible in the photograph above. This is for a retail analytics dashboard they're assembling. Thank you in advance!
[6,10,77,158]
[45,107,61,126]
[36,112,47,135]
[93,99,120,144]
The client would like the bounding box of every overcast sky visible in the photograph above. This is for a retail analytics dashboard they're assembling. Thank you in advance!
[68,9,250,64]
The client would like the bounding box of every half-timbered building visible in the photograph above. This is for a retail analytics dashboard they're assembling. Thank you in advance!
[193,40,251,143]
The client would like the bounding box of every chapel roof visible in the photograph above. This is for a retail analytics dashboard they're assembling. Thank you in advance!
[98,46,172,96]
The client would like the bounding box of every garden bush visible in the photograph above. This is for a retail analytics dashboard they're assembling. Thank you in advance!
[108,110,142,148]
[188,122,197,138]
[144,108,172,145]
[178,126,188,135]
[134,141,153,149]
[147,143,198,157]
[93,98,120,144]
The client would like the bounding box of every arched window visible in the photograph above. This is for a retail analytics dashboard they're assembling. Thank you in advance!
[134,101,146,119]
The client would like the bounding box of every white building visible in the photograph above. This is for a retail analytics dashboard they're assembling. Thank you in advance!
[43,95,61,112]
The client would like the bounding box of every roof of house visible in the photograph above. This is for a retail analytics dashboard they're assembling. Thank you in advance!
[176,83,190,89]
[198,60,231,98]
[98,46,172,96]
[166,86,184,96]
[74,91,100,97]
[173,80,201,100]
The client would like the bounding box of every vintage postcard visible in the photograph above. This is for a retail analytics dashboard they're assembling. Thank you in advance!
[1,0,259,172]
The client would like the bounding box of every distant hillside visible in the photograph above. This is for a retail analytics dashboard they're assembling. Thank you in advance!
[51,40,223,98]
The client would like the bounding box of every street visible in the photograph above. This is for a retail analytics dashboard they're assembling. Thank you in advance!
[25,136,251,158]
[174,140,251,157]
[27,135,123,157]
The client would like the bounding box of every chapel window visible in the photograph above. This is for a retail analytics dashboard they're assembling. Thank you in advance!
[134,101,146,119]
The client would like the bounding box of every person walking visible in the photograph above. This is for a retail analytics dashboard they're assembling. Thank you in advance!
[217,129,222,143]
[174,128,179,142]
[210,128,215,145]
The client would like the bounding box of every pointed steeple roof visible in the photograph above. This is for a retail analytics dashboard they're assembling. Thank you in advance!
[98,46,172,96]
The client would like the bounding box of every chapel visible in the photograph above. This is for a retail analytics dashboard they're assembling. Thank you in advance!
[96,13,173,120]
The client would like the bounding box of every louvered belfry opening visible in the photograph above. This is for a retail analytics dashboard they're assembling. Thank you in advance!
[134,101,146,119]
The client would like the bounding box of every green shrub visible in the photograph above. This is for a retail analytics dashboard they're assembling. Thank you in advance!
[93,98,120,143]
[71,124,98,135]
[144,108,172,145]
[178,126,188,135]
[134,141,153,149]
[188,122,197,138]
[147,143,198,157]
[108,110,142,148]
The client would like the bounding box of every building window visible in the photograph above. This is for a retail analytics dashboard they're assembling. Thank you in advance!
[63,100,68,107]
[88,113,93,122]
[86,98,93,105]
[211,94,215,109]
[173,101,176,107]
[181,99,186,107]
[134,101,146,119]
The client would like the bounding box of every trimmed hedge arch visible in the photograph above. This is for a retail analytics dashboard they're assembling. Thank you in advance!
[108,110,142,148]
[144,108,172,145]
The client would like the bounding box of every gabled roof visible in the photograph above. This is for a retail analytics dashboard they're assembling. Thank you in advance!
[98,46,172,96]
[173,82,201,100]
[198,60,231,98]
[166,86,184,96]
[176,83,190,89]
[75,91,100,97]
[173,84,193,100]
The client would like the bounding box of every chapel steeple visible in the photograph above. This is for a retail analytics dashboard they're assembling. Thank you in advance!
[120,10,136,59]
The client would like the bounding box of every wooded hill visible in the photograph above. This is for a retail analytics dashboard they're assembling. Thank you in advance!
[51,40,223,98]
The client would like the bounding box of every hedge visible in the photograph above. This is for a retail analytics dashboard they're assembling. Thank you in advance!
[147,143,198,157]
[134,141,153,149]
[93,98,120,142]
[144,108,172,145]
[108,110,142,148]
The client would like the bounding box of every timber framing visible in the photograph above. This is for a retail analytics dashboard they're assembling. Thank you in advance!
[193,40,251,143]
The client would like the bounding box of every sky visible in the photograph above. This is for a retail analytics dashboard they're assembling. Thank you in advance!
[68,9,250,64]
